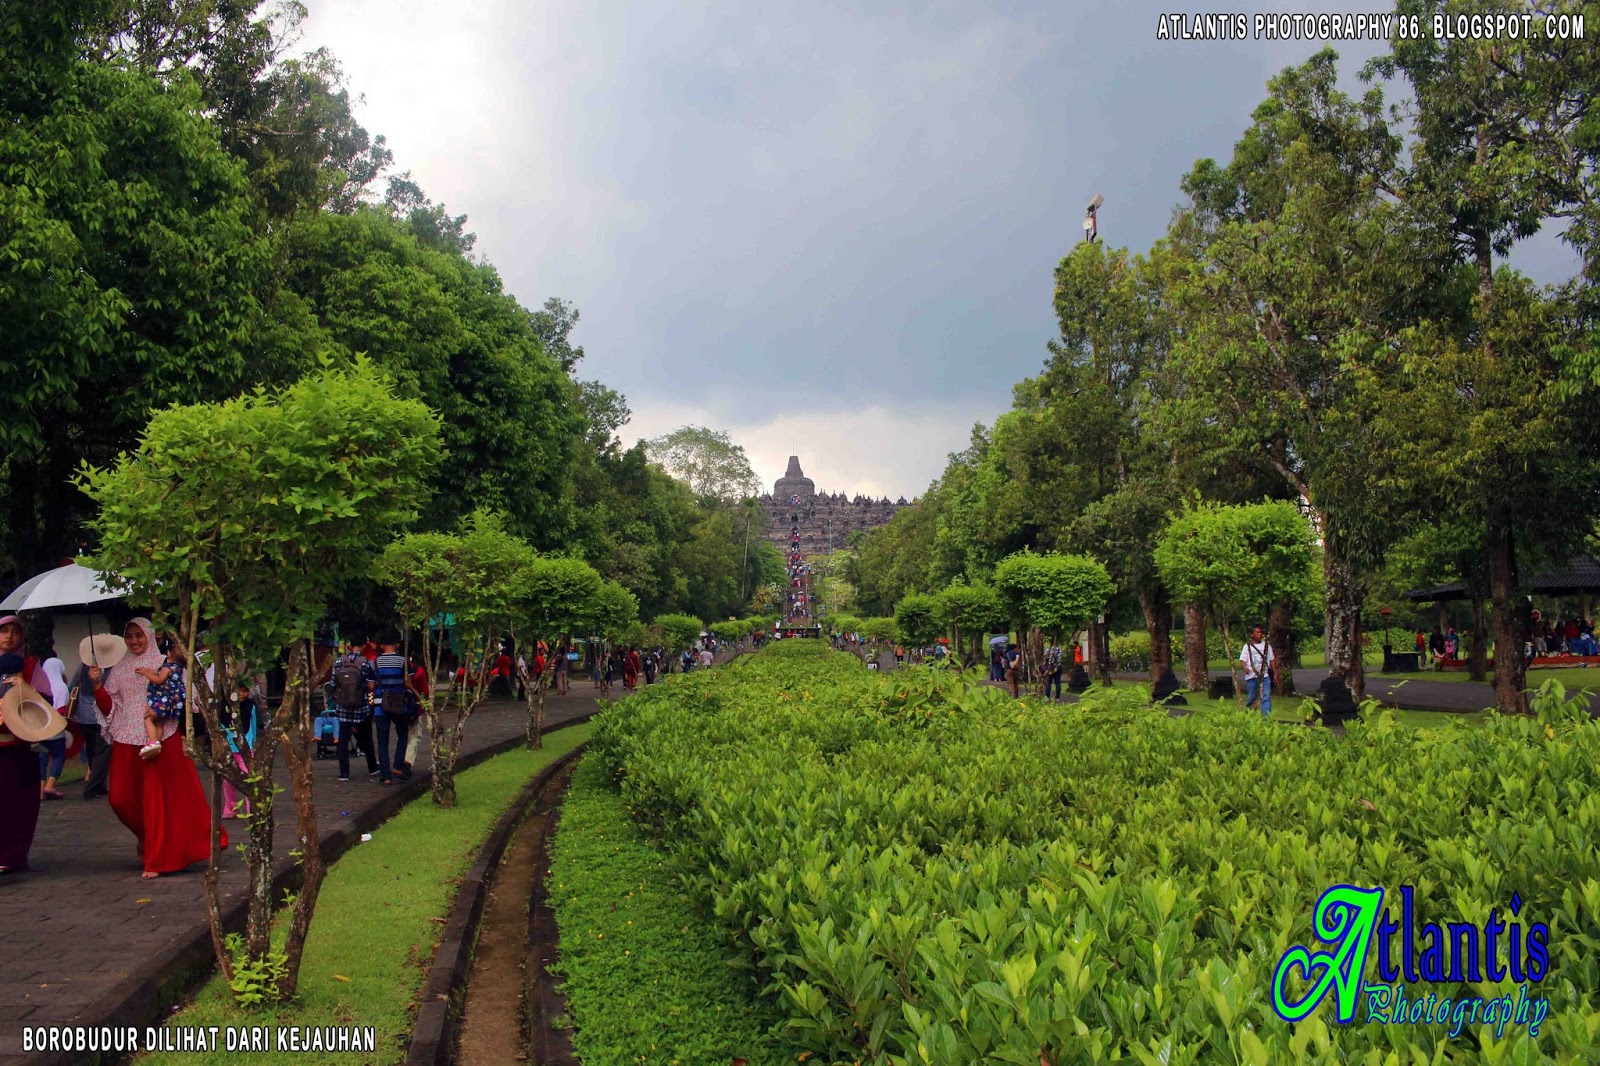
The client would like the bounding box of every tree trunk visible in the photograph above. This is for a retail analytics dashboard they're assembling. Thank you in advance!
[1183,604,1208,691]
[1322,543,1365,701]
[1485,503,1529,713]
[1268,595,1296,697]
[1468,598,1488,682]
[1139,586,1173,685]
[1087,617,1113,686]
[278,641,326,997]
[1217,615,1243,705]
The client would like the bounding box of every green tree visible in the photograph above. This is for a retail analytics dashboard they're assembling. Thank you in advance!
[515,555,604,746]
[272,209,578,541]
[850,502,939,615]
[893,593,943,649]
[1,46,270,576]
[1154,501,1317,700]
[935,581,1007,668]
[994,550,1115,686]
[1365,3,1600,711]
[644,425,762,504]
[376,512,536,807]
[653,613,706,664]
[1165,51,1423,702]
[81,358,439,999]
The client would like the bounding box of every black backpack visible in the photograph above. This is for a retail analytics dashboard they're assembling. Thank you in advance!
[332,659,366,709]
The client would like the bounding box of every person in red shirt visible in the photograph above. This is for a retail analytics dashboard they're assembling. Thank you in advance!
[495,648,512,698]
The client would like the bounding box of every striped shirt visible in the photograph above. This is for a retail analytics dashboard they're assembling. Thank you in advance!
[373,652,407,716]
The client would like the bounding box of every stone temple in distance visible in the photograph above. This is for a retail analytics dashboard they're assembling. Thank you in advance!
[760,456,909,553]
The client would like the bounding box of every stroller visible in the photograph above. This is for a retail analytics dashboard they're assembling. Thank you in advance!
[313,714,341,759]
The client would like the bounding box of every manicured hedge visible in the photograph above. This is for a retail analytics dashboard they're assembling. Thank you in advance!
[548,755,796,1065]
[594,641,1600,1064]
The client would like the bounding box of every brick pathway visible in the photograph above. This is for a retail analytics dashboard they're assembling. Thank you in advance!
[0,691,606,1063]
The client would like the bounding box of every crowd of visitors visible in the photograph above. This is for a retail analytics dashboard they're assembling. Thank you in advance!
[0,615,701,878]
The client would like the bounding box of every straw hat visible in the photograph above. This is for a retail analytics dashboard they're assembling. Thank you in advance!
[79,633,127,670]
[0,681,67,743]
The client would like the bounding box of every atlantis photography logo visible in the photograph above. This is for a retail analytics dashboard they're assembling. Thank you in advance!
[1272,885,1552,1039]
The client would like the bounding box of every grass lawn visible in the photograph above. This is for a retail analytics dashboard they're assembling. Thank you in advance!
[140,723,593,1066]
[1369,664,1600,691]
[547,754,796,1066]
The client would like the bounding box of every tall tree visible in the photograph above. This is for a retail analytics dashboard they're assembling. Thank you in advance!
[0,32,269,577]
[1166,50,1419,700]
[1367,0,1600,711]
[643,425,762,504]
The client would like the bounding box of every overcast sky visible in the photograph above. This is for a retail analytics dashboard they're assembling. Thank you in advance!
[298,0,1584,501]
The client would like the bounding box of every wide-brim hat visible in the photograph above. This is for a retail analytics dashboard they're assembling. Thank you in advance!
[80,633,127,670]
[1,681,67,743]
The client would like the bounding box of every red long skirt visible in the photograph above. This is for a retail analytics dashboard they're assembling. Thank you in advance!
[109,734,225,874]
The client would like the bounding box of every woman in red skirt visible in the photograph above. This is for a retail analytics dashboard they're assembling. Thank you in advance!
[90,618,222,879]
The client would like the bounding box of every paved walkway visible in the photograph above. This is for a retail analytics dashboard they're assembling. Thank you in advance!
[0,690,607,1063]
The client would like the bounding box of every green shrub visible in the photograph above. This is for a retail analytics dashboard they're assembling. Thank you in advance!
[594,645,1600,1064]
[549,755,796,1065]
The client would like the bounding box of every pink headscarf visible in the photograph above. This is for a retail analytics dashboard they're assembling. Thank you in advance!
[104,617,172,746]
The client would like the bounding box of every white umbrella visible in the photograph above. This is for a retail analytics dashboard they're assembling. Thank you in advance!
[1,563,124,611]
[1,563,129,667]
[989,634,1009,648]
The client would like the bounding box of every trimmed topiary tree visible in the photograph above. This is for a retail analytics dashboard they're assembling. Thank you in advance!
[1153,499,1317,701]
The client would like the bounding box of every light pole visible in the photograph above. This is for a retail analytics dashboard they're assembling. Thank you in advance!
[1083,193,1103,244]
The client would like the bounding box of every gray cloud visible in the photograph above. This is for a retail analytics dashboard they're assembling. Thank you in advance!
[301,0,1585,499]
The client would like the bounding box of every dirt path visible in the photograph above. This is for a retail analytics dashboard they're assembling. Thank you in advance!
[456,761,576,1066]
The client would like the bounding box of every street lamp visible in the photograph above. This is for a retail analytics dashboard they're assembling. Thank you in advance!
[1083,193,1103,244]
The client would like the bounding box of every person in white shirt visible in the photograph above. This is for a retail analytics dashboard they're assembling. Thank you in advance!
[1239,625,1277,717]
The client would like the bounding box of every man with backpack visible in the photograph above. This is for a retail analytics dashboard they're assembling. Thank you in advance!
[372,631,419,785]
[322,636,377,782]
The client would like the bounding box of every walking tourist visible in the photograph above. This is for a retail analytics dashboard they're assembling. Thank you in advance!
[1043,639,1063,701]
[373,632,415,784]
[35,641,71,800]
[220,679,256,819]
[0,614,59,873]
[89,618,221,878]
[71,640,115,799]
[555,645,570,694]
[325,637,377,782]
[1240,624,1276,717]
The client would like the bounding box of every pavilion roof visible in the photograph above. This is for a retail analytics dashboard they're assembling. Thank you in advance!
[1405,553,1600,603]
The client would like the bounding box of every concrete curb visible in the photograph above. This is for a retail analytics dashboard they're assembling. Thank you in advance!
[31,711,596,1066]
[407,743,587,1066]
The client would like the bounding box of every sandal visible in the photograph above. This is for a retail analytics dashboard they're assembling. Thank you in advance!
[139,742,162,761]
[141,871,161,880]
